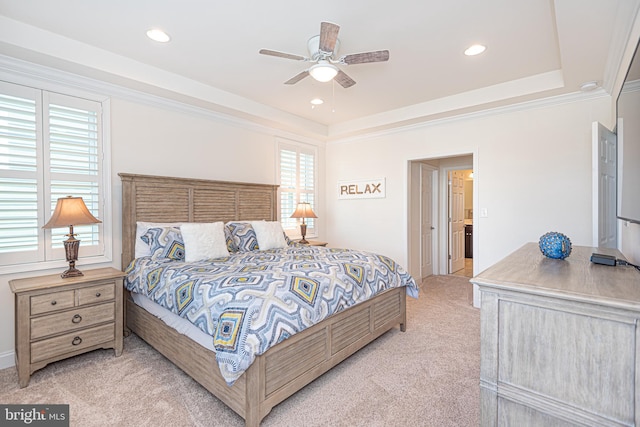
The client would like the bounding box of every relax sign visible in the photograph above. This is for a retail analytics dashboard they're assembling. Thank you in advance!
[338,178,386,200]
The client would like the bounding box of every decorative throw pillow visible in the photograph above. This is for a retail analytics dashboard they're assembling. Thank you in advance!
[180,222,229,262]
[226,222,259,252]
[283,232,293,246]
[251,221,287,250]
[135,221,183,258]
[140,227,185,260]
[224,225,236,253]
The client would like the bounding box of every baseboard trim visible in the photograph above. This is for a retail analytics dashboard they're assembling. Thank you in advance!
[0,350,15,370]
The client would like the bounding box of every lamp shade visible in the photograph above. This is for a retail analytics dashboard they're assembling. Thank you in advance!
[43,196,101,229]
[290,202,317,219]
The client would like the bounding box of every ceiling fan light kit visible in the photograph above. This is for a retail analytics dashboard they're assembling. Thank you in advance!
[309,61,339,82]
[259,21,389,88]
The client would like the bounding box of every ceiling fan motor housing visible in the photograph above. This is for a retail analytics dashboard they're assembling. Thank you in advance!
[308,35,340,61]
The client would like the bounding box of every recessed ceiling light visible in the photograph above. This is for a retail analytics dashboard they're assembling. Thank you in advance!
[580,81,598,92]
[464,44,486,56]
[146,28,171,43]
[310,98,324,105]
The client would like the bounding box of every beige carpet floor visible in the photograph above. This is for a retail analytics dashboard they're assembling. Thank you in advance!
[0,275,480,426]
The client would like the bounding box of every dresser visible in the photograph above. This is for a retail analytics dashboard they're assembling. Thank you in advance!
[472,243,640,426]
[9,268,125,387]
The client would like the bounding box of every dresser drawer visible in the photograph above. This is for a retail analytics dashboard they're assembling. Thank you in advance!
[31,323,115,364]
[30,290,75,315]
[30,302,115,340]
[77,283,115,306]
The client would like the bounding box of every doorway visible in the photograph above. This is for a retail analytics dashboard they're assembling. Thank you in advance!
[451,169,474,277]
[408,154,475,280]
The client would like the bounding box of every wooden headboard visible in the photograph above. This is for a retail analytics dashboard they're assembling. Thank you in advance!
[119,173,278,268]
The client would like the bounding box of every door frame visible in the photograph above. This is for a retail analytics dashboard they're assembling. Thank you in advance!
[407,152,477,280]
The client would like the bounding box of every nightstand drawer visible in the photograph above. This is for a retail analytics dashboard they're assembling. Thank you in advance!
[30,302,115,340]
[31,323,115,364]
[31,290,75,315]
[77,283,115,306]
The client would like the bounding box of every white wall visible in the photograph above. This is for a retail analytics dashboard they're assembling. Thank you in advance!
[0,93,325,368]
[325,95,612,274]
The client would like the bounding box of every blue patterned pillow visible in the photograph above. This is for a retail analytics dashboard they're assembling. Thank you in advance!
[224,225,236,253]
[141,227,185,260]
[226,222,259,252]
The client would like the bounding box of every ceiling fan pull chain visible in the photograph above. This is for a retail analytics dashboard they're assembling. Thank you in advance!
[332,80,336,113]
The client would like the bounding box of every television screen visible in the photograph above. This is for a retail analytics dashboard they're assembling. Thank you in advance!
[617,42,640,224]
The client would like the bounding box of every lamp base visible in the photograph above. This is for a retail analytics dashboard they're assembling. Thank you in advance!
[299,223,308,244]
[62,235,83,278]
[61,265,84,279]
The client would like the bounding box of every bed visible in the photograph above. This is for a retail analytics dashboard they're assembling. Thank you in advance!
[119,173,417,426]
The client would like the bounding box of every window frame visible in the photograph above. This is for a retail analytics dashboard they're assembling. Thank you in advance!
[277,139,318,239]
[0,76,112,275]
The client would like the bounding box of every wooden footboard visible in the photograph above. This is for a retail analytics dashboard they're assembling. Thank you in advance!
[126,286,406,426]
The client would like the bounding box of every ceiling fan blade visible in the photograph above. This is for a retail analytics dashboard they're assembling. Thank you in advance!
[285,70,310,85]
[341,50,390,65]
[334,70,356,88]
[319,22,340,53]
[259,49,307,61]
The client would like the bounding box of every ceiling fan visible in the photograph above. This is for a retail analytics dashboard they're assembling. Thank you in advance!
[259,21,389,88]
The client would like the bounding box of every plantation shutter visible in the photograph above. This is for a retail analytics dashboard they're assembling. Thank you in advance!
[278,142,317,236]
[0,81,104,268]
[44,93,103,259]
[280,148,297,230]
[0,83,43,265]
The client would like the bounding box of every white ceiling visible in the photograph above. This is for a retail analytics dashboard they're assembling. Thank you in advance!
[0,0,639,140]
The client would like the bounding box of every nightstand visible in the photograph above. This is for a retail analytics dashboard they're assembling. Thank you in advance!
[300,240,328,247]
[9,267,125,388]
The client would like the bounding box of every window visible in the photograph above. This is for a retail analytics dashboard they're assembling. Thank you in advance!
[278,141,317,237]
[0,80,108,271]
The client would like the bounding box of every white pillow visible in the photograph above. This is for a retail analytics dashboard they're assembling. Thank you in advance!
[251,221,287,250]
[180,222,229,262]
[135,221,183,258]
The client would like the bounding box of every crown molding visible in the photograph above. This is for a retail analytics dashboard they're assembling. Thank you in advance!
[328,87,610,145]
[0,54,325,146]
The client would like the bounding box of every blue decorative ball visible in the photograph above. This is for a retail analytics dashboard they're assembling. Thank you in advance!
[538,232,572,259]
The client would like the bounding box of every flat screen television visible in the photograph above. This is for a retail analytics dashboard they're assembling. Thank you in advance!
[617,40,640,224]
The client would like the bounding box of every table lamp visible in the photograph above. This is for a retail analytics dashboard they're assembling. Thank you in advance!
[290,202,317,244]
[43,196,101,278]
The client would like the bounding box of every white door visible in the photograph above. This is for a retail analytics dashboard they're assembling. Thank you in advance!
[421,164,434,278]
[592,121,617,248]
[449,170,465,273]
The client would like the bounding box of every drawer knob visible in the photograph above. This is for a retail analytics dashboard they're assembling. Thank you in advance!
[95,292,101,297]
[71,314,82,324]
[72,336,82,346]
[51,301,57,306]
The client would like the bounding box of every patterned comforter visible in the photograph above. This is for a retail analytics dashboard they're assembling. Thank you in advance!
[124,246,419,385]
